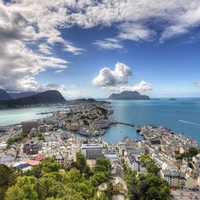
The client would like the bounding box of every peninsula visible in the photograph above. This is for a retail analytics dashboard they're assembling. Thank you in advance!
[0,90,66,109]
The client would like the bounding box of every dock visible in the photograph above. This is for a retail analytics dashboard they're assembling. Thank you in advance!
[117,122,134,127]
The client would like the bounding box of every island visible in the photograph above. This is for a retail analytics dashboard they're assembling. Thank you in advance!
[108,91,150,100]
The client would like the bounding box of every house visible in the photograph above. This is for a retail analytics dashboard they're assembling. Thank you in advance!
[112,177,126,193]
[110,163,123,178]
[55,152,68,166]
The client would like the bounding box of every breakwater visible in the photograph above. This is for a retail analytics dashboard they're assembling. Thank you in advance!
[117,122,134,127]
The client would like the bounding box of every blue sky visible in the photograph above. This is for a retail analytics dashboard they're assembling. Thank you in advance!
[1,0,200,99]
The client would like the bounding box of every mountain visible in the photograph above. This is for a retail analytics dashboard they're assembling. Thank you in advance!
[0,90,66,108]
[0,89,12,101]
[9,91,38,99]
[108,91,150,100]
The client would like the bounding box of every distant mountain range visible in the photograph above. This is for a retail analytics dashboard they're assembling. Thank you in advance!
[108,91,150,100]
[0,89,12,101]
[0,89,38,100]
[0,90,66,108]
[9,91,38,99]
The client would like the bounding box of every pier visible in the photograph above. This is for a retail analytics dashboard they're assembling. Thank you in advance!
[117,122,134,127]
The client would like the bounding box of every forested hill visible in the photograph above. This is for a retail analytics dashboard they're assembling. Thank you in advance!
[108,91,150,100]
[0,90,66,108]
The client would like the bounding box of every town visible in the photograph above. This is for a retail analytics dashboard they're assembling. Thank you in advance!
[0,101,200,200]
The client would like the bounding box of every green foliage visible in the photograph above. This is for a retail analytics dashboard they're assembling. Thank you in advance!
[97,191,109,200]
[0,164,17,200]
[5,176,38,200]
[138,154,152,163]
[146,163,160,175]
[122,159,170,200]
[91,172,108,187]
[83,165,93,179]
[93,157,111,174]
[5,185,26,200]
[175,147,199,160]
[76,152,87,167]
[40,157,62,173]
[1,155,112,200]
[7,133,28,147]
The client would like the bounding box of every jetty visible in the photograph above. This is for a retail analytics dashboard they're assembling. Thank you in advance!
[117,122,134,127]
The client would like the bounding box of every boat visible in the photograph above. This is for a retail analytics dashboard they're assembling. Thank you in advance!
[136,125,141,132]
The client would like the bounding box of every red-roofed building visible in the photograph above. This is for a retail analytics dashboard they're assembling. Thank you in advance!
[35,155,46,161]
[22,158,40,166]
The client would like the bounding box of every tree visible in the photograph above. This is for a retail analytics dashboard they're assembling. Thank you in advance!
[0,164,17,199]
[138,154,152,163]
[76,152,87,167]
[14,176,38,200]
[40,157,62,173]
[146,163,160,175]
[5,185,26,200]
[45,187,84,200]
[83,165,93,179]
[97,191,109,200]
[93,157,111,174]
[91,172,108,187]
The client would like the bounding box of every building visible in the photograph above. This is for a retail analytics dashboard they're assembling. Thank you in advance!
[22,121,38,133]
[55,152,68,166]
[38,125,49,133]
[81,143,103,159]
[69,123,80,131]
[112,177,125,193]
[23,139,42,155]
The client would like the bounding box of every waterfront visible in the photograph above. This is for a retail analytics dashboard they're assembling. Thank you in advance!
[1,98,200,144]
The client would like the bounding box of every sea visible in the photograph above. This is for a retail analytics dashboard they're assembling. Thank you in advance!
[1,98,200,145]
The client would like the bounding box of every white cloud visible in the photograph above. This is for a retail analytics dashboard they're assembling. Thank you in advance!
[1,0,200,93]
[54,70,63,74]
[0,40,67,92]
[38,43,52,55]
[92,62,132,87]
[118,23,156,42]
[102,81,152,93]
[92,62,152,93]
[93,38,123,50]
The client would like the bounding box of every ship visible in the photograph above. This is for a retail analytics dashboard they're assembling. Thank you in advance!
[136,125,141,132]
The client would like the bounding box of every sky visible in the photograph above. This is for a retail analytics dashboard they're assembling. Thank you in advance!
[1,0,200,99]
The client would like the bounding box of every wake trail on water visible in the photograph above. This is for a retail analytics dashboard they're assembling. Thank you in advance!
[179,119,200,126]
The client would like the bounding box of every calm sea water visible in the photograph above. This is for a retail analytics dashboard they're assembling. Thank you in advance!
[1,98,200,144]
[102,98,200,144]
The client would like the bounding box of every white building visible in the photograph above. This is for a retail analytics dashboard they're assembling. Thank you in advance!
[81,143,103,159]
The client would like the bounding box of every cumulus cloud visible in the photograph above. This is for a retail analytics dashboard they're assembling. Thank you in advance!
[115,81,153,93]
[92,62,132,87]
[92,62,152,93]
[1,0,200,93]
[0,0,84,92]
[100,81,153,93]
